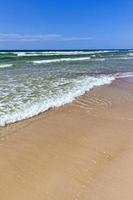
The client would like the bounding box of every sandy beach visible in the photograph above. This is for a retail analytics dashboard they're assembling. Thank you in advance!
[0,77,133,200]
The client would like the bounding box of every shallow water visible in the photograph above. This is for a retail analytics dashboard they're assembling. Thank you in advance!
[0,49,133,126]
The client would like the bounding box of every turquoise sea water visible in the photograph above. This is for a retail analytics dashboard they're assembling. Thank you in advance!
[0,49,133,126]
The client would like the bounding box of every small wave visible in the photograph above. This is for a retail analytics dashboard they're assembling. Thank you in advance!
[39,50,110,55]
[0,64,13,68]
[122,57,133,60]
[0,75,115,126]
[128,53,133,56]
[15,52,44,57]
[116,72,133,78]
[114,57,133,60]
[0,52,10,54]
[13,50,111,57]
[93,58,106,61]
[32,57,91,64]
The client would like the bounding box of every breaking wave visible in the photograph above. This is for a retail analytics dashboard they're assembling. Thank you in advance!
[0,75,115,126]
[32,57,91,64]
[0,64,13,68]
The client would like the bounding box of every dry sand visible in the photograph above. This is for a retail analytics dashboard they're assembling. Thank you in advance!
[0,77,133,200]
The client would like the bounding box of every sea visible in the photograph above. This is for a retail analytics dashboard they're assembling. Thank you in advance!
[0,49,133,126]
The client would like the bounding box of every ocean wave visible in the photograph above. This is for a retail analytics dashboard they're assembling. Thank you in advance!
[128,53,133,56]
[116,71,133,78]
[127,50,133,52]
[111,57,133,60]
[32,57,91,64]
[0,52,10,54]
[0,75,115,126]
[13,50,111,57]
[0,64,13,68]
[92,58,106,61]
[15,52,43,57]
[38,50,110,55]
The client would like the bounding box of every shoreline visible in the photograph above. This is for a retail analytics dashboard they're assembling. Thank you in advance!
[0,76,128,130]
[0,74,115,127]
[0,77,133,199]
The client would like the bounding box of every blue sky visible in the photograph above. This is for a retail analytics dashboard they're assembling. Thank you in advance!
[0,0,133,49]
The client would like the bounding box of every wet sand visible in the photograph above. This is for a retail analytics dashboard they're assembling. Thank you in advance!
[0,77,133,200]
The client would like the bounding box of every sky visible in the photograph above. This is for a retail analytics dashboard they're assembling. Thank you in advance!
[0,0,133,49]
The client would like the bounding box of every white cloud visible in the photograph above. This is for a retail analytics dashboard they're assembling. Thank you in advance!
[0,33,93,42]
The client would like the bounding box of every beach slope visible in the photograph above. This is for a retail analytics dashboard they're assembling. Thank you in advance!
[0,77,133,200]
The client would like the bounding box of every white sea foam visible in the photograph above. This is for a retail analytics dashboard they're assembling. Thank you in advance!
[38,50,110,55]
[122,57,133,60]
[93,58,106,61]
[0,75,115,126]
[14,50,110,57]
[113,57,133,60]
[15,52,32,56]
[128,53,133,56]
[32,57,91,64]
[116,72,133,78]
[0,52,10,54]
[32,57,107,64]
[15,52,46,57]
[0,64,13,68]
